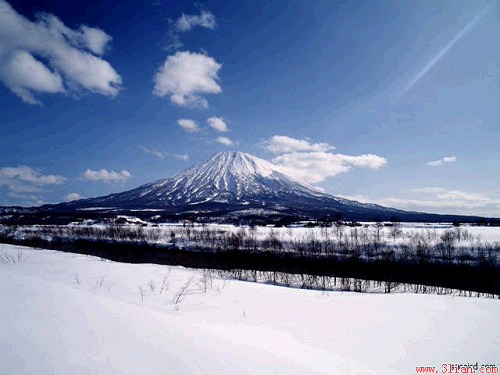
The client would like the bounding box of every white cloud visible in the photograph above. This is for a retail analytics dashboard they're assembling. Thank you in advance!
[165,9,216,51]
[2,50,65,105]
[177,119,200,133]
[273,152,386,183]
[215,136,234,146]
[175,10,216,32]
[340,187,500,217]
[153,51,221,107]
[0,166,66,193]
[207,117,228,132]
[427,156,457,167]
[0,0,122,104]
[138,145,166,159]
[82,169,131,183]
[174,153,190,161]
[79,25,112,55]
[63,192,84,202]
[164,29,184,52]
[7,192,45,206]
[139,146,189,161]
[263,135,333,154]
[412,187,489,204]
[263,136,387,183]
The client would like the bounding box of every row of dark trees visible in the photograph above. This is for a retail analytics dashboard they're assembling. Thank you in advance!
[0,223,498,296]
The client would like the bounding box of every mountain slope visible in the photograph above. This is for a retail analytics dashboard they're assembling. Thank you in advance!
[99,151,327,207]
[8,151,489,223]
[55,152,388,214]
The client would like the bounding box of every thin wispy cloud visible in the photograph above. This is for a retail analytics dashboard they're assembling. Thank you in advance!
[340,187,500,216]
[399,2,492,99]
[0,0,122,104]
[138,145,166,159]
[165,9,216,51]
[139,146,189,161]
[7,192,45,206]
[174,153,190,161]
[175,10,216,32]
[427,156,457,167]
[82,169,131,183]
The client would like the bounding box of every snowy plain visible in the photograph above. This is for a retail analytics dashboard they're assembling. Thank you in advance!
[1,243,498,375]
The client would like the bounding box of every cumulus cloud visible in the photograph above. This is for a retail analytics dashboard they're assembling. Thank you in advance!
[340,187,500,217]
[175,10,216,32]
[263,135,333,154]
[1,50,65,105]
[0,0,122,104]
[153,51,221,107]
[215,136,234,146]
[82,169,131,183]
[138,145,166,159]
[207,117,228,132]
[427,156,457,167]
[63,192,84,202]
[0,165,66,193]
[273,152,386,183]
[263,136,387,183]
[177,118,200,133]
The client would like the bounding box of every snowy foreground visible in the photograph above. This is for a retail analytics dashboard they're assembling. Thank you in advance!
[1,244,498,375]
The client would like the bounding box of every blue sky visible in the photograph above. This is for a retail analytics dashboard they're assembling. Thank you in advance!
[1,0,499,217]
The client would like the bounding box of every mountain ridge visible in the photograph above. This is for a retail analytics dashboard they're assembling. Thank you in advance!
[0,151,493,224]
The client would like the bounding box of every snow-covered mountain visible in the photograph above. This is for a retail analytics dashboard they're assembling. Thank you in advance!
[98,151,327,206]
[16,151,488,223]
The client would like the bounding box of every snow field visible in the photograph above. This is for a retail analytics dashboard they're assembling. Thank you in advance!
[0,243,499,375]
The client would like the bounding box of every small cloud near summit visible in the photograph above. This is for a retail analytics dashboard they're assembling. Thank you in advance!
[216,137,235,146]
[207,117,228,132]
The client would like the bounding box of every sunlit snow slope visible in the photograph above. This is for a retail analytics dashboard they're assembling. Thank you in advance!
[1,244,499,375]
[73,152,326,207]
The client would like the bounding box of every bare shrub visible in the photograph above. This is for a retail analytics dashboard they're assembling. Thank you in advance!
[196,270,213,293]
[0,251,29,264]
[148,279,156,293]
[138,285,145,303]
[159,273,170,294]
[95,276,105,288]
[172,274,195,309]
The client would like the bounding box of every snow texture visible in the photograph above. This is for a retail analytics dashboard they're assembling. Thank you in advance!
[0,243,498,375]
